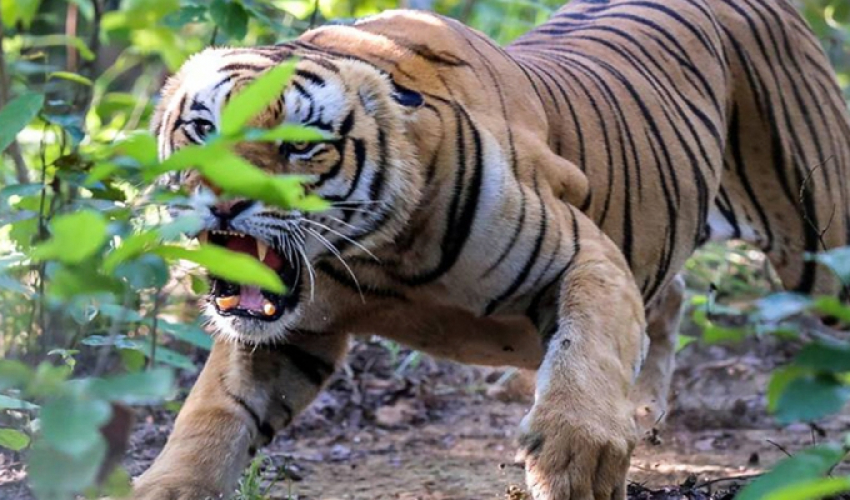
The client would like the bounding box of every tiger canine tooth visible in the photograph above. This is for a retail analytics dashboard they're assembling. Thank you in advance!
[262,300,277,316]
[215,295,239,310]
[257,241,269,261]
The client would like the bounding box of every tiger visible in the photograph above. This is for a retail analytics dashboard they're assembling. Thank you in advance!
[134,0,850,498]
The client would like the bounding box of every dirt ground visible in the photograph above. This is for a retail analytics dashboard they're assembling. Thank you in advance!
[2,325,850,499]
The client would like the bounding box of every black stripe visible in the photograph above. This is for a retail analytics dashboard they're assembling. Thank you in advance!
[485,192,548,315]
[296,69,326,86]
[277,344,335,387]
[222,384,275,445]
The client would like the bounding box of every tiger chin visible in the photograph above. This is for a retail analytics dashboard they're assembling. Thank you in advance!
[131,1,850,499]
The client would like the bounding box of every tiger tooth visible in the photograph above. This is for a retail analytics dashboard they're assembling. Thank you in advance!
[215,295,239,310]
[257,241,269,261]
[262,300,277,316]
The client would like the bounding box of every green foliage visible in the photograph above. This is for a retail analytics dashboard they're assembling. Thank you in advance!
[0,4,324,495]
[688,244,850,498]
[234,454,291,500]
[0,361,174,499]
[737,445,849,500]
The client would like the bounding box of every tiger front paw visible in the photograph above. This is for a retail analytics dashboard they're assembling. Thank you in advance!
[517,403,636,500]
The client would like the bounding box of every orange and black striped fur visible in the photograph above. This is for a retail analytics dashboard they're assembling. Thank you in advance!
[137,1,850,498]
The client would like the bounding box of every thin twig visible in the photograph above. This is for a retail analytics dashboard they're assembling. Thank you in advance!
[799,157,835,253]
[694,473,762,489]
[766,439,793,458]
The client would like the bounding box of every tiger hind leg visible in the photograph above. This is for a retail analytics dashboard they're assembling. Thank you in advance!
[629,275,684,439]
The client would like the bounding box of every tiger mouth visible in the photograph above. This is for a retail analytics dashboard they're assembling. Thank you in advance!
[200,230,301,322]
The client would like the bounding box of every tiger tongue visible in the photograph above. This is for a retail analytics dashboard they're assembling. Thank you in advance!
[239,285,266,311]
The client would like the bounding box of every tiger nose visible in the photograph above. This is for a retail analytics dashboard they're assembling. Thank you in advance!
[211,199,255,220]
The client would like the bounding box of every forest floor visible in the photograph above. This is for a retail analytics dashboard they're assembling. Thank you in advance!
[2,322,849,499]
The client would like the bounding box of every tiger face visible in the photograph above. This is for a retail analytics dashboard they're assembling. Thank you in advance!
[152,49,426,344]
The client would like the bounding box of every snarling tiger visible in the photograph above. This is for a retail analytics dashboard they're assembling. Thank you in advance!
[137,0,850,498]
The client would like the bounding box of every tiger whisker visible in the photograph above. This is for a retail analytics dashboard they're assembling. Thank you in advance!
[300,218,380,263]
[291,229,316,302]
[316,213,359,232]
[303,226,365,304]
[273,226,315,302]
[328,199,389,207]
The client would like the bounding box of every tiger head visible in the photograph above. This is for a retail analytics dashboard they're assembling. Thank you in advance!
[152,48,429,344]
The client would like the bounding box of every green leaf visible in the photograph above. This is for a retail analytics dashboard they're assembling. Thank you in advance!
[774,373,850,423]
[155,146,310,209]
[154,320,213,350]
[0,360,33,391]
[49,264,123,299]
[811,295,850,323]
[40,395,112,457]
[0,394,39,411]
[28,436,107,499]
[44,113,86,146]
[23,34,95,60]
[210,0,249,40]
[794,341,850,373]
[736,445,847,500]
[120,348,147,372]
[0,428,30,451]
[25,362,73,398]
[763,476,850,500]
[130,339,196,371]
[220,60,297,136]
[103,230,160,274]
[676,335,696,352]
[811,246,850,284]
[295,193,331,212]
[0,92,44,153]
[0,183,43,208]
[768,366,809,413]
[98,303,145,323]
[146,142,224,180]
[31,211,109,264]
[48,71,93,86]
[113,133,158,166]
[754,292,811,323]
[153,244,284,293]
[702,322,748,344]
[242,124,328,142]
[114,254,170,290]
[3,0,40,27]
[85,162,119,185]
[157,214,203,241]
[89,368,174,404]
